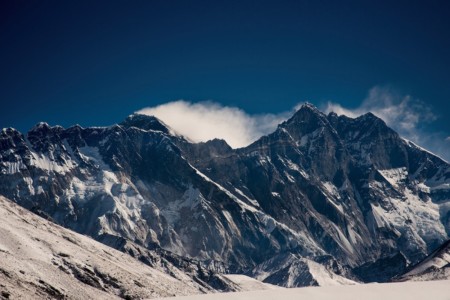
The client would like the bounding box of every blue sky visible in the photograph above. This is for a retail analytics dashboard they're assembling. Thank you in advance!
[1,1,450,158]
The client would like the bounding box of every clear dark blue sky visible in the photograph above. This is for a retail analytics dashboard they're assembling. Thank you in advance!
[1,0,450,134]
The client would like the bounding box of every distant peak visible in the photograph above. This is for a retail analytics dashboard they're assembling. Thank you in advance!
[126,113,158,121]
[204,138,232,148]
[67,124,84,131]
[357,112,387,126]
[120,113,170,134]
[28,122,63,134]
[298,102,320,112]
[0,127,22,138]
[276,102,330,138]
[330,111,387,127]
[360,112,377,119]
[32,122,50,129]
[288,102,326,122]
[1,127,19,133]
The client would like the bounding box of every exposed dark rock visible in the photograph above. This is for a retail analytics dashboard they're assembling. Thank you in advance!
[0,105,449,285]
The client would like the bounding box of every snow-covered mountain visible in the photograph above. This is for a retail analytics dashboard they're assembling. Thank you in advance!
[0,195,244,299]
[248,253,358,287]
[1,104,449,287]
[395,239,450,281]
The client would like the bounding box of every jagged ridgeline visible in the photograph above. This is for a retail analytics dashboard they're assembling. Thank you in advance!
[1,103,449,286]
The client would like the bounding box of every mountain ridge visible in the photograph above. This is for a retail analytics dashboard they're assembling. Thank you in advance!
[1,103,449,287]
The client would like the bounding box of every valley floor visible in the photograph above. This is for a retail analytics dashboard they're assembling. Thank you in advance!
[156,280,450,300]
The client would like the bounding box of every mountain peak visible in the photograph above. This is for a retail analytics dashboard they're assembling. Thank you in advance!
[272,102,333,143]
[297,102,321,113]
[282,102,328,129]
[359,111,380,121]
[28,122,64,136]
[355,112,390,130]
[30,122,51,131]
[1,127,20,136]
[292,102,326,118]
[120,113,171,134]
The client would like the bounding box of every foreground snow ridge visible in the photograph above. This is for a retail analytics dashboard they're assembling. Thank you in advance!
[156,280,450,300]
[0,196,204,299]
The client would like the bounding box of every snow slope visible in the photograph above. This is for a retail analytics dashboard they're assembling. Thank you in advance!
[0,196,209,299]
[396,240,450,281]
[155,280,450,300]
[222,275,280,291]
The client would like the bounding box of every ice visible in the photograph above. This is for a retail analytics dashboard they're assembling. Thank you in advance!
[2,160,27,174]
[184,158,259,213]
[222,210,240,235]
[369,186,447,250]
[329,223,355,255]
[78,146,110,170]
[322,182,341,199]
[321,181,344,214]
[284,171,296,183]
[161,185,205,225]
[378,167,408,189]
[233,188,260,207]
[29,149,76,174]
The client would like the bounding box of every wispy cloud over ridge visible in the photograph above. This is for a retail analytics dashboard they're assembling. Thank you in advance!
[137,86,449,160]
[324,86,449,161]
[137,101,294,148]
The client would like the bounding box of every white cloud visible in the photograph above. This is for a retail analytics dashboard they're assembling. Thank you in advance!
[136,86,449,161]
[324,86,450,161]
[137,100,294,148]
[325,86,436,140]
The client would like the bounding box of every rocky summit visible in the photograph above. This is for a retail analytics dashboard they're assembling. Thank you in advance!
[1,104,449,288]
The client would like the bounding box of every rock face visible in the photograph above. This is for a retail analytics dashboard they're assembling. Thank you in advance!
[1,104,449,286]
[353,252,409,283]
[395,239,450,282]
[248,253,358,287]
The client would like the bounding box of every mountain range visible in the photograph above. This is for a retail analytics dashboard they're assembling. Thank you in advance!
[1,103,449,297]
